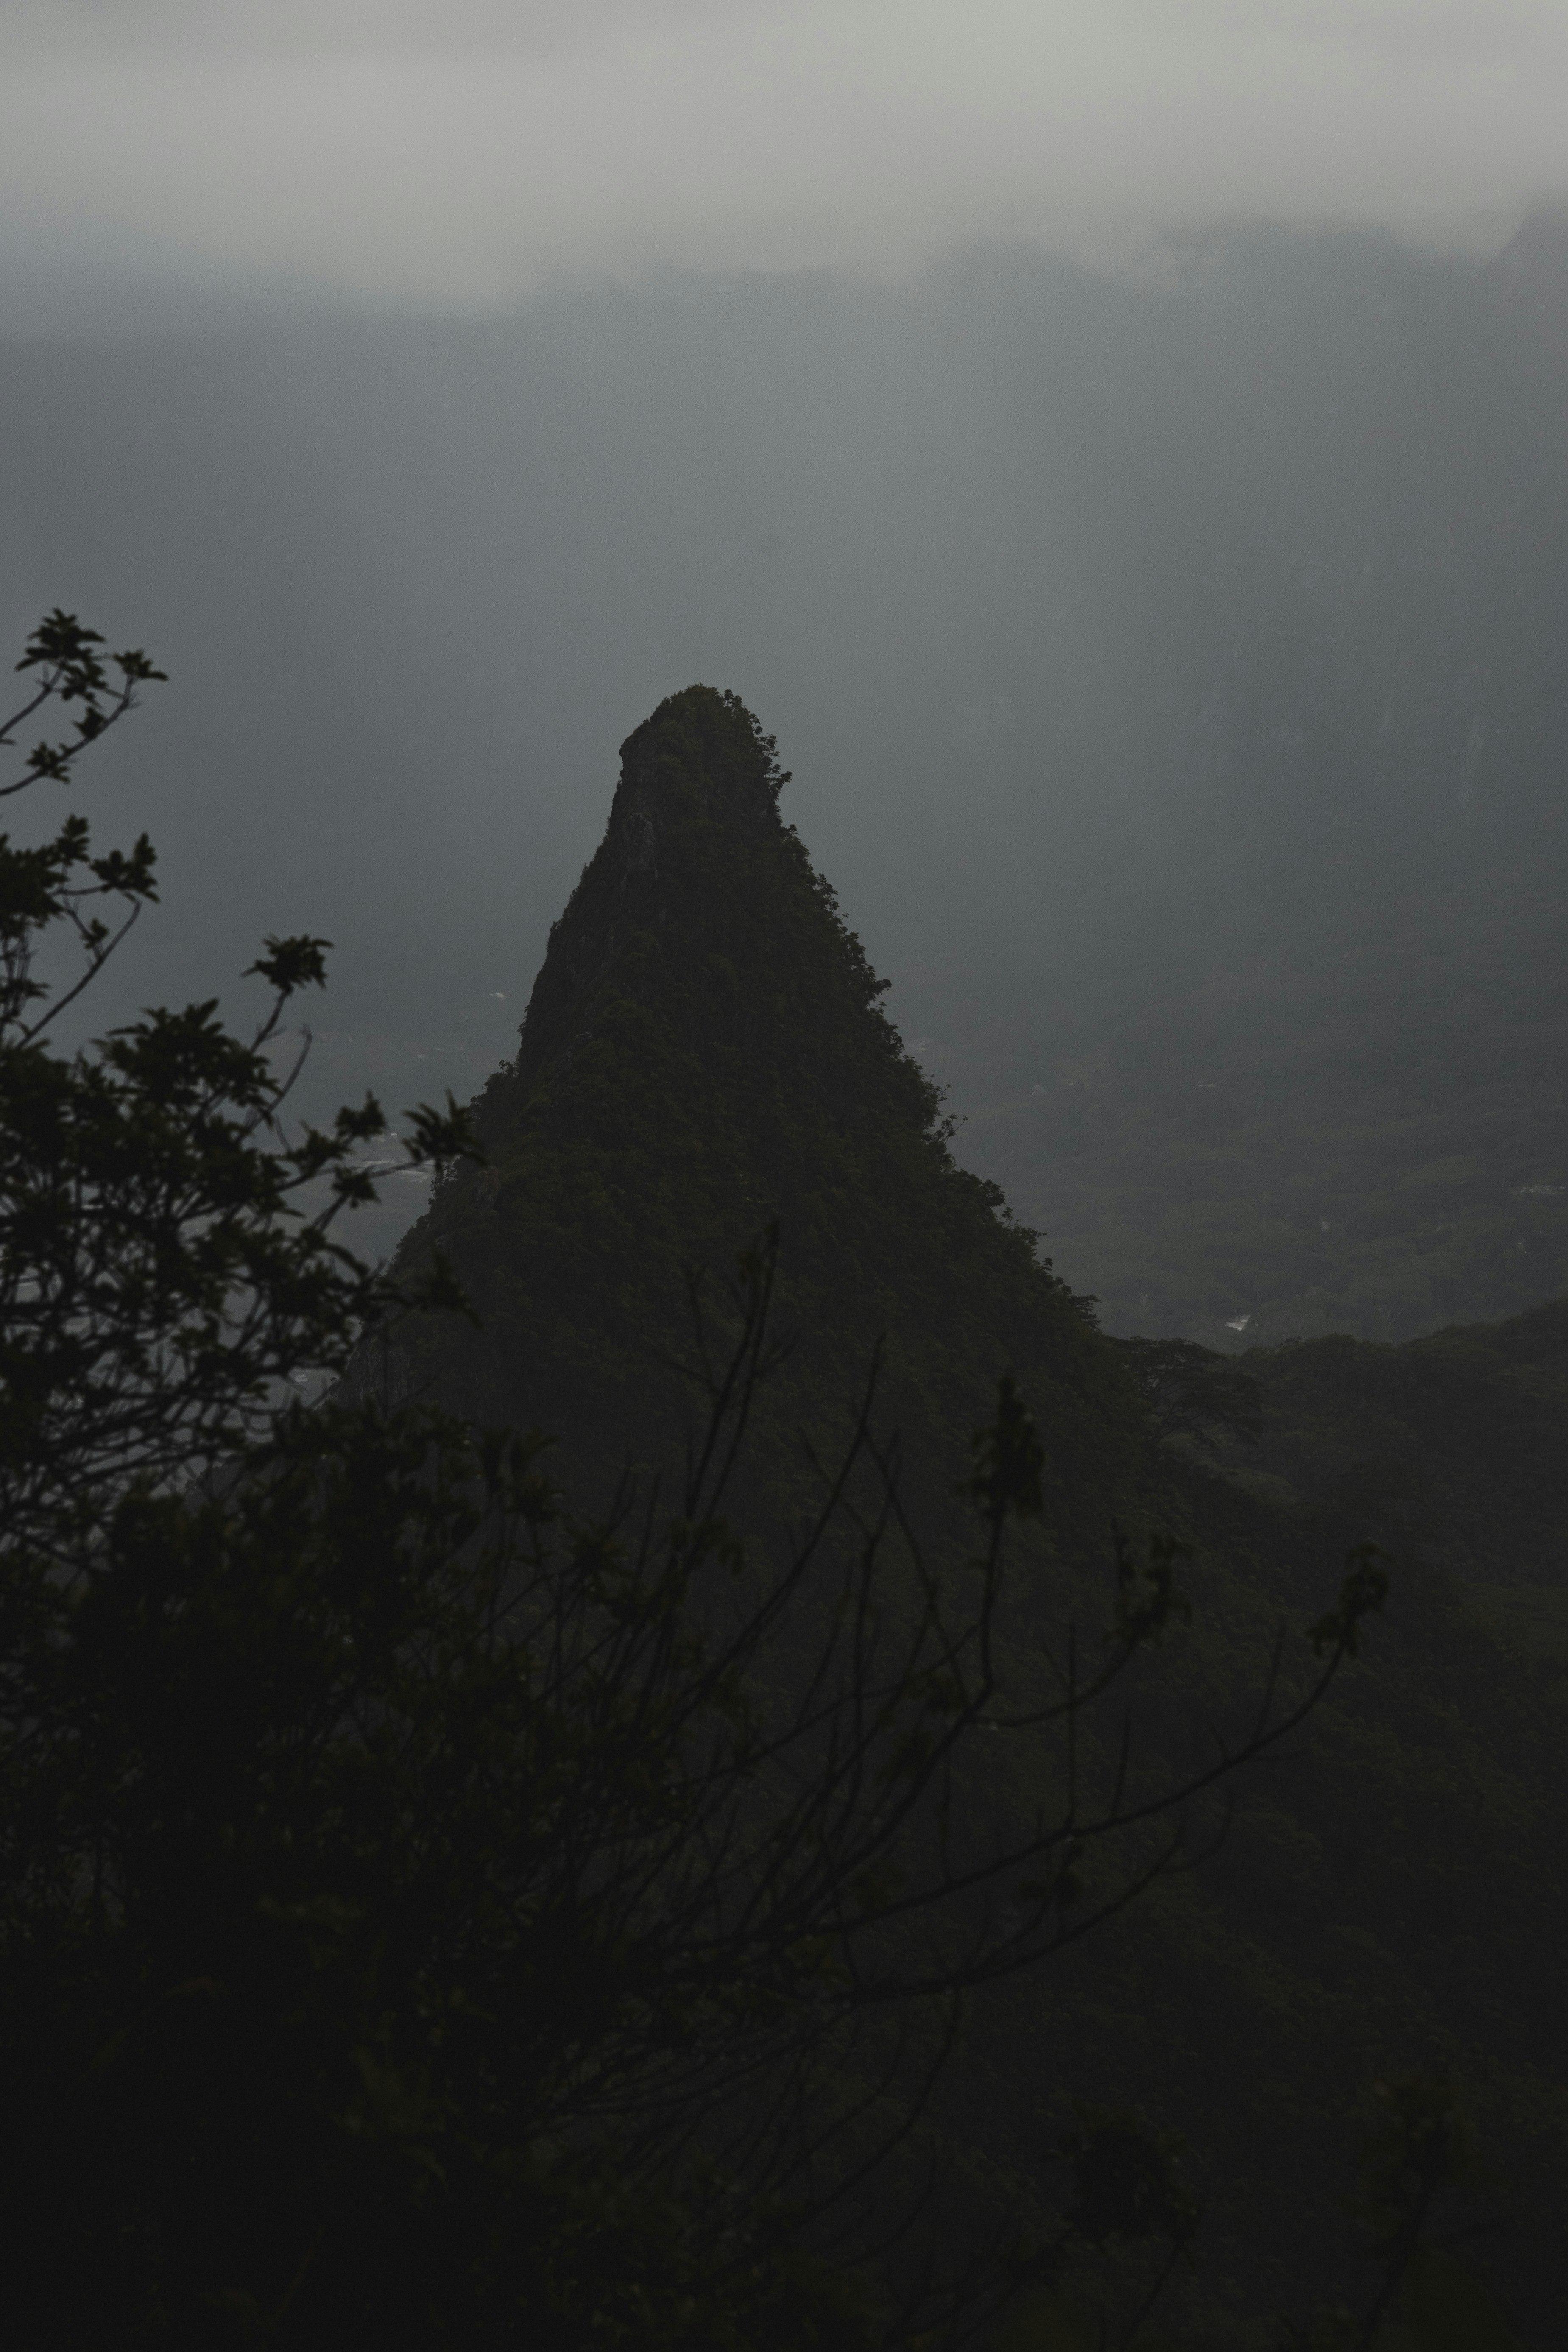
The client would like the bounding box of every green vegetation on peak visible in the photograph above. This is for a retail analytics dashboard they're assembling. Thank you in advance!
[374,687,1133,1543]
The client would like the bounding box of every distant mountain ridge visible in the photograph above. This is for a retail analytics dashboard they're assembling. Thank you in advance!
[1233,1296,1568,1593]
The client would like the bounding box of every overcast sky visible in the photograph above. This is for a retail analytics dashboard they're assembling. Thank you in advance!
[3,0,1566,313]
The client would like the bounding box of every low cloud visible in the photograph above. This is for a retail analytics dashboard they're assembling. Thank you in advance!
[3,0,1566,312]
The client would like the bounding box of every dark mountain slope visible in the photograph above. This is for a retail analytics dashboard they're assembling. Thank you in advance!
[1229,1298,1568,1589]
[363,692,1567,2342]
[375,684,1138,1548]
[1163,1300,1568,1685]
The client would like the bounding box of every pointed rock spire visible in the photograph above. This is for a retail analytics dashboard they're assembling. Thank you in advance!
[372,688,1134,1535]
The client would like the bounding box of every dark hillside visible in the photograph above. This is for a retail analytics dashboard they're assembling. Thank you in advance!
[1175,1301,1568,1680]
[1225,1300,1568,1590]
[372,684,1137,1550]
[359,695,1567,2343]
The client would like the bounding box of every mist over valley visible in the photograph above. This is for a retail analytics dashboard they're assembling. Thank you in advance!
[7,213,1567,1345]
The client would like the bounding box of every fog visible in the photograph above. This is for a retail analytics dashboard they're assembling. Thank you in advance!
[4,0,1567,316]
[4,7,1568,1341]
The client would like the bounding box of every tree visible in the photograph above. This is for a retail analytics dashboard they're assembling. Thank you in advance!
[0,615,1389,2346]
[1109,1336,1264,1452]
[0,611,470,1577]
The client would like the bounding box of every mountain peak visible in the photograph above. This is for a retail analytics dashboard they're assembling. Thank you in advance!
[368,691,1125,1528]
[615,685,789,838]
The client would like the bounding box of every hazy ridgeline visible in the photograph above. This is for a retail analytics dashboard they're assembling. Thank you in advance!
[5,214,1567,1338]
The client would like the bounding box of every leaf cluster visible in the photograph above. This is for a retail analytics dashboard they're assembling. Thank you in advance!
[0,636,476,1571]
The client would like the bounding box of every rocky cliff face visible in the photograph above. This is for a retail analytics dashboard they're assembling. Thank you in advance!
[493,688,788,1109]
[357,683,1134,1540]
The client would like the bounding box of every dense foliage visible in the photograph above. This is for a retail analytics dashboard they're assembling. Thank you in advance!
[0,633,1554,2347]
[0,613,472,1574]
[372,687,1565,2345]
